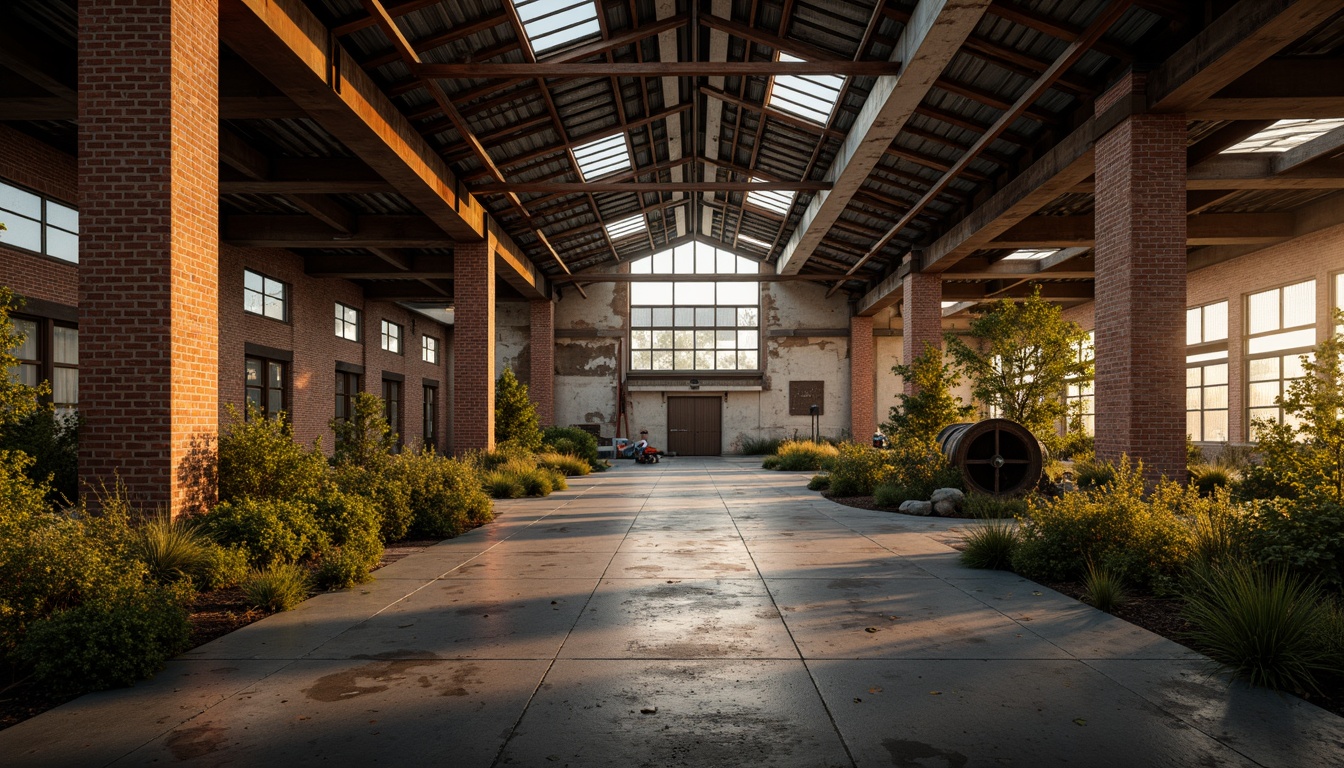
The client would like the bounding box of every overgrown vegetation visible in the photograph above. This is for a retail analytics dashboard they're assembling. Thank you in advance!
[959,520,1018,570]
[737,434,783,455]
[884,343,973,444]
[762,439,839,472]
[495,367,542,451]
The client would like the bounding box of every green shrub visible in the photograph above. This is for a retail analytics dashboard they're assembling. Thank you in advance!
[538,451,590,477]
[330,392,396,470]
[333,462,414,542]
[807,474,830,491]
[519,467,560,496]
[306,487,382,582]
[314,546,376,590]
[1190,464,1235,498]
[963,493,1029,520]
[773,440,840,472]
[196,544,250,590]
[875,439,962,501]
[19,584,190,694]
[393,451,493,538]
[1074,456,1117,491]
[1312,599,1344,688]
[960,520,1017,570]
[873,482,916,508]
[474,443,537,472]
[827,443,889,496]
[1188,492,1250,571]
[484,471,526,499]
[1083,561,1125,613]
[761,455,781,471]
[133,513,212,584]
[218,403,329,504]
[242,563,311,612]
[542,426,599,466]
[737,435,782,455]
[495,367,542,450]
[1245,499,1344,589]
[885,342,973,444]
[199,498,326,568]
[1013,457,1191,589]
[0,408,79,505]
[1184,562,1332,693]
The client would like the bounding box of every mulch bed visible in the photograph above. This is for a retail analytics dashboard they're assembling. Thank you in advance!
[0,536,447,732]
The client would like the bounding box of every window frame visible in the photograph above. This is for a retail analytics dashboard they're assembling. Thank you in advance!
[423,384,438,447]
[243,269,289,323]
[381,319,403,355]
[244,355,288,420]
[334,302,361,342]
[1244,281,1317,433]
[1063,331,1095,435]
[0,178,79,264]
[422,334,439,365]
[1186,300,1230,443]
[7,315,78,415]
[334,369,360,425]
[382,378,403,445]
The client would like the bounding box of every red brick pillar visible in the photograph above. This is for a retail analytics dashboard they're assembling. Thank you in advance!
[453,242,495,453]
[901,271,942,394]
[1094,73,1187,484]
[529,298,555,427]
[850,315,875,441]
[78,0,219,515]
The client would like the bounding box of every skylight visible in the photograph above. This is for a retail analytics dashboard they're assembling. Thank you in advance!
[766,53,845,125]
[1221,118,1344,153]
[572,134,632,180]
[744,178,796,216]
[604,214,646,240]
[737,234,773,251]
[1002,248,1059,261]
[514,0,600,55]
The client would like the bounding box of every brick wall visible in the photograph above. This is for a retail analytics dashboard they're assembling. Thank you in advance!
[849,315,874,440]
[1093,73,1187,484]
[529,298,555,427]
[77,0,220,513]
[0,126,79,308]
[218,244,451,453]
[901,270,942,393]
[452,241,495,453]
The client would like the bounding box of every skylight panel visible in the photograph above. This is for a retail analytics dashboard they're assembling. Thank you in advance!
[604,214,646,240]
[572,134,632,180]
[737,234,773,251]
[1222,118,1344,153]
[514,0,600,55]
[1002,248,1059,261]
[744,178,796,216]
[766,53,845,125]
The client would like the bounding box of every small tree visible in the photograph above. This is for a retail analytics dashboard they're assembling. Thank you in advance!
[495,367,542,450]
[0,287,44,431]
[944,287,1093,441]
[1242,310,1344,504]
[330,392,397,469]
[884,343,972,444]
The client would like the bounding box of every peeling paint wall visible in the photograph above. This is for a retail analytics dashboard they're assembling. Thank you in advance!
[496,300,530,379]
[550,269,628,439]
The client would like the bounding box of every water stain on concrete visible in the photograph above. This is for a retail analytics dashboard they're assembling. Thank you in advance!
[164,724,229,761]
[882,738,969,767]
[306,652,445,703]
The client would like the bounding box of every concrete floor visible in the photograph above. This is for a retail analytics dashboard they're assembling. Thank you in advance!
[3,458,1342,767]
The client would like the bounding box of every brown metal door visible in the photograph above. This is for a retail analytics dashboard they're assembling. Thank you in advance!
[667,396,721,456]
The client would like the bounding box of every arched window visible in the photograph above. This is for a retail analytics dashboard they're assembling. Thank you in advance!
[628,242,760,372]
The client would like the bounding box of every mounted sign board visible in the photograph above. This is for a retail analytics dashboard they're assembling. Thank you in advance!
[789,381,824,416]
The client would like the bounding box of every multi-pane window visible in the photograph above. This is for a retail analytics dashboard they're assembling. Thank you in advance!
[629,242,760,372]
[1246,281,1316,434]
[422,335,439,364]
[335,370,360,423]
[245,356,286,420]
[381,320,403,354]
[1187,301,1230,442]
[0,179,78,263]
[244,270,287,321]
[1064,332,1095,435]
[382,379,402,443]
[335,303,360,341]
[7,318,78,416]
[1336,272,1344,325]
[423,385,438,446]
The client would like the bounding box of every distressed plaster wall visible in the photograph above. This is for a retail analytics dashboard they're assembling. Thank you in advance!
[552,276,627,438]
[495,300,530,379]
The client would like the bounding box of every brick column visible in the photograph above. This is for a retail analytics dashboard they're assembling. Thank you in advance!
[529,298,555,427]
[901,270,942,394]
[453,242,495,453]
[1094,73,1187,484]
[78,0,219,515]
[850,315,875,441]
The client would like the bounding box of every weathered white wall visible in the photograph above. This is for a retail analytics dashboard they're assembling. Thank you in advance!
[496,300,530,379]
[552,275,627,439]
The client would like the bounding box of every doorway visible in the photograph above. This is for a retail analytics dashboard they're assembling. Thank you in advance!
[666,396,722,456]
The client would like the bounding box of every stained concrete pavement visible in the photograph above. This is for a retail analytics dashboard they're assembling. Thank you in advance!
[2,457,1341,766]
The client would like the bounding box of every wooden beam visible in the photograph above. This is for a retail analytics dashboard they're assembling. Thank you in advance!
[224,215,453,248]
[0,22,76,98]
[1274,125,1344,174]
[988,212,1297,247]
[304,252,452,279]
[220,0,545,298]
[219,129,271,181]
[1187,155,1344,190]
[289,194,356,234]
[413,61,905,78]
[1186,121,1276,166]
[1188,98,1344,120]
[0,97,76,120]
[774,0,991,275]
[473,181,833,194]
[220,157,395,195]
[1146,0,1343,113]
[697,14,846,64]
[219,95,309,119]
[943,282,1094,300]
[554,273,844,283]
[1188,191,1344,271]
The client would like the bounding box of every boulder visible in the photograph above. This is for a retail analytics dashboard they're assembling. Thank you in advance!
[930,487,965,506]
[899,499,933,516]
[933,499,959,516]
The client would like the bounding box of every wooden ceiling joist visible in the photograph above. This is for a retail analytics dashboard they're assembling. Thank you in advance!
[413,61,905,78]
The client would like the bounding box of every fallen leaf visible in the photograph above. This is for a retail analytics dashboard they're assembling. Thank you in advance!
[853,698,862,703]
[868,686,883,694]
[1073,718,1087,726]
[929,691,942,696]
